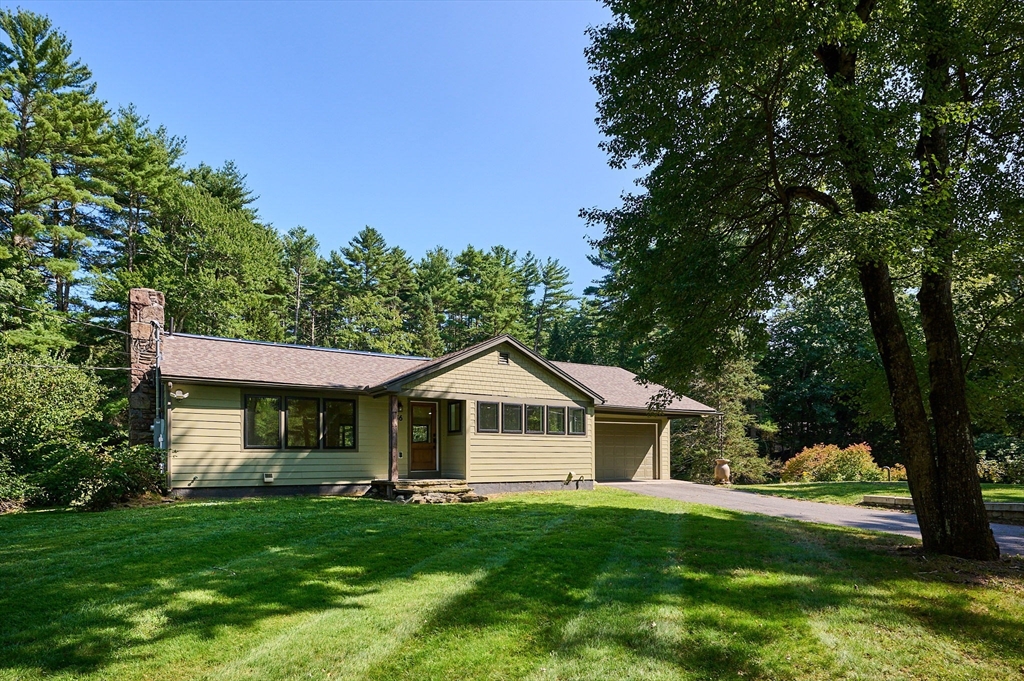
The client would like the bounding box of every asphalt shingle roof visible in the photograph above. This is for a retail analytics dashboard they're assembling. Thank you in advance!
[159,333,715,415]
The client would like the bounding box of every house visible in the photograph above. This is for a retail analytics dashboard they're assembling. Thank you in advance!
[127,288,716,497]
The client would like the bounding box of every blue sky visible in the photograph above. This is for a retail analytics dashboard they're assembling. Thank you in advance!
[20,1,637,294]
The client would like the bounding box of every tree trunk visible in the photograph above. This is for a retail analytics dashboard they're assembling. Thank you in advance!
[857,260,947,551]
[911,6,999,559]
[917,272,999,559]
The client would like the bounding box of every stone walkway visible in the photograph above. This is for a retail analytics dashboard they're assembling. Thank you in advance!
[607,480,1024,557]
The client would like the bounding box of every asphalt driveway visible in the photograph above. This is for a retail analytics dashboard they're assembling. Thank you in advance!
[607,480,1024,557]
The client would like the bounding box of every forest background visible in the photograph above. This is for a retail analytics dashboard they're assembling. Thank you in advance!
[1,8,1021,507]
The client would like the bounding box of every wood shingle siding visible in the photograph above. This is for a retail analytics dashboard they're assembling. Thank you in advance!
[167,384,390,487]
[465,399,595,483]
[407,348,589,403]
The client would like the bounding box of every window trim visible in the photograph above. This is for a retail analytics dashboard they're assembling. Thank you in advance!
[568,406,587,436]
[477,401,500,433]
[447,401,463,434]
[546,406,566,435]
[525,405,545,434]
[323,397,358,451]
[501,403,523,434]
[244,394,283,449]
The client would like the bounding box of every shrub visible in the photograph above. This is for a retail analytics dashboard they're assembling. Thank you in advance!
[781,444,838,482]
[781,443,883,482]
[0,350,105,474]
[887,463,908,481]
[975,434,1024,484]
[0,456,32,513]
[34,443,163,511]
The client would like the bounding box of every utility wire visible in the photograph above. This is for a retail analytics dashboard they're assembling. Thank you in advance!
[0,363,131,371]
[8,304,132,336]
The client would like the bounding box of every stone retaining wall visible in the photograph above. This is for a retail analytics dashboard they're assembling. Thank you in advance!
[863,495,1024,526]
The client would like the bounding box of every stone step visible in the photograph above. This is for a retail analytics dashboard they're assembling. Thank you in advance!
[395,486,472,495]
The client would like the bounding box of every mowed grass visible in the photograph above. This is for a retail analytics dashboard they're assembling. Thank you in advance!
[740,482,1024,507]
[1,488,1023,681]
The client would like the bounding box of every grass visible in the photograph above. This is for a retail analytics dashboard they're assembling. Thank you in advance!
[740,482,1024,507]
[1,488,1023,681]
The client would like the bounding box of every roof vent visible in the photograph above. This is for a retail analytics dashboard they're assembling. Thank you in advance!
[498,352,510,365]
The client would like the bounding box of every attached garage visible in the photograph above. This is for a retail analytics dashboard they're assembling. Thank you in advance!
[595,422,659,481]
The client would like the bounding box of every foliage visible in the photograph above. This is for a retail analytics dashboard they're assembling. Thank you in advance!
[672,356,774,484]
[34,442,162,509]
[584,0,1023,558]
[0,349,106,471]
[0,455,30,512]
[974,434,1024,484]
[781,443,884,483]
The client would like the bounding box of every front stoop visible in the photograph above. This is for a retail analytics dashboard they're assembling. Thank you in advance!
[369,479,488,504]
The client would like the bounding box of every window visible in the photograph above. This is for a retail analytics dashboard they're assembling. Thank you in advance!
[286,398,320,449]
[447,401,463,433]
[477,402,499,432]
[546,406,566,435]
[525,405,545,434]
[502,403,523,433]
[245,396,281,448]
[568,407,586,435]
[245,395,358,451]
[324,399,357,449]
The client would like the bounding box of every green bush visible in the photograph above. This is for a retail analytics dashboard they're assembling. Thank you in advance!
[781,443,883,482]
[0,456,32,513]
[975,434,1024,484]
[34,443,163,510]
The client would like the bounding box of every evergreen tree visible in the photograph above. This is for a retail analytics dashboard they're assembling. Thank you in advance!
[0,8,111,320]
[531,257,574,354]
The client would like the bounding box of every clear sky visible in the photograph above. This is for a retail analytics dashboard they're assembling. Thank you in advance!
[19,1,637,294]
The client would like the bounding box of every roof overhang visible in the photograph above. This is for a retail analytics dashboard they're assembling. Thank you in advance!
[160,374,371,393]
[595,405,719,418]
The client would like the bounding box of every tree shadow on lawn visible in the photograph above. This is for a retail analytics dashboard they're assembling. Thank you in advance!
[361,498,1024,680]
[1,493,1022,680]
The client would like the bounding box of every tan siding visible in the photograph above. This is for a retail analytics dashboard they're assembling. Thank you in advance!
[441,399,467,479]
[167,384,389,488]
[467,409,595,483]
[407,345,588,403]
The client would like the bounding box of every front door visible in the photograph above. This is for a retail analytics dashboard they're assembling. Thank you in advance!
[409,401,438,472]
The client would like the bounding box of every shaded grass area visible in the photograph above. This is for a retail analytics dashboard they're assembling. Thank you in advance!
[1,488,1023,681]
[741,482,1024,506]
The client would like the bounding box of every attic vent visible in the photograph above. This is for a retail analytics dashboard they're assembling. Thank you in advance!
[498,352,510,365]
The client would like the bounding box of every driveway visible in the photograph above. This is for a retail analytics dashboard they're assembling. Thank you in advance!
[607,480,1024,557]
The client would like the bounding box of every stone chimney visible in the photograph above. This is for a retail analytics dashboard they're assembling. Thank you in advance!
[128,288,165,446]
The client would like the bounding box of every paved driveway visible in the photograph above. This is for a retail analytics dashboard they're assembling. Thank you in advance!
[607,480,1024,557]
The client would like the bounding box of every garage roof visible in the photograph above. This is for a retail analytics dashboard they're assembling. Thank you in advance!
[553,361,716,416]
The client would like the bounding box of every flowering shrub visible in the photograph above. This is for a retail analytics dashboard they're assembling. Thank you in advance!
[886,463,908,481]
[781,443,883,482]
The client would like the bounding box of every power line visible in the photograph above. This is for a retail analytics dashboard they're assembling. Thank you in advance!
[8,304,131,336]
[0,363,131,371]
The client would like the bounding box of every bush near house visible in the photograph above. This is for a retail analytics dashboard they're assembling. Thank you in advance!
[0,350,162,510]
[0,456,31,513]
[781,443,884,482]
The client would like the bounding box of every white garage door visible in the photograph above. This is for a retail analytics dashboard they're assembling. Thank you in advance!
[595,422,657,481]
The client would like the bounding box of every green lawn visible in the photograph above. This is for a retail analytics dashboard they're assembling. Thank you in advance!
[740,481,1024,507]
[1,489,1022,681]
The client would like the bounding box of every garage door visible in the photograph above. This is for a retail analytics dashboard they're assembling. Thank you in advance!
[595,422,657,481]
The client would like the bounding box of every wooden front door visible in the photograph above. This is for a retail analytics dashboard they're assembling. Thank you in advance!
[409,402,438,472]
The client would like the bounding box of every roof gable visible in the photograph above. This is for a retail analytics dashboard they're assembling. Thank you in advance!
[369,335,604,402]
